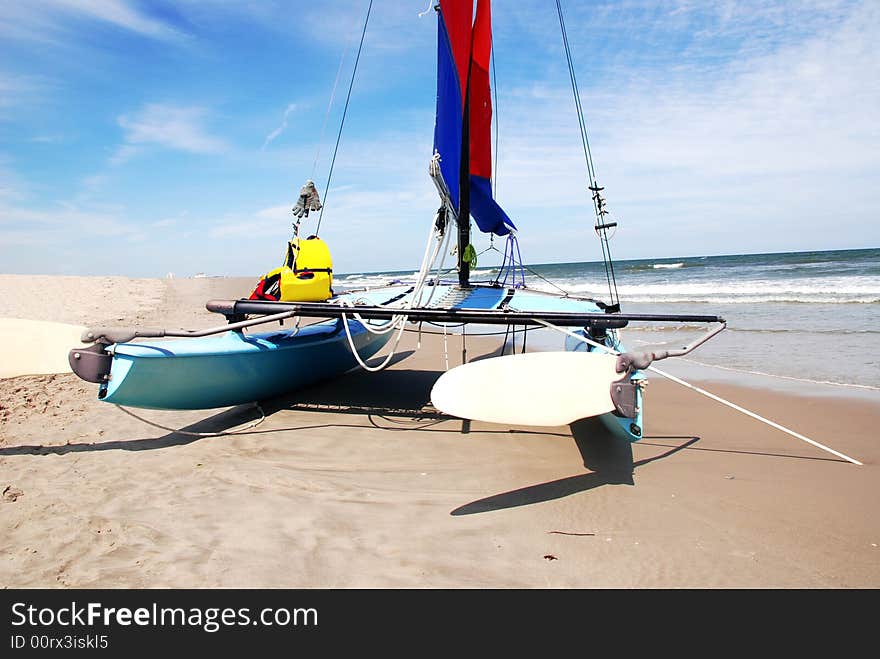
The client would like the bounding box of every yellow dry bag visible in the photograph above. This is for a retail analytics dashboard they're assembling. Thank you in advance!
[248,235,334,302]
[279,235,333,302]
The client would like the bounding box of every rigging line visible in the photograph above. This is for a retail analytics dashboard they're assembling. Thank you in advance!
[520,263,570,296]
[335,191,452,368]
[555,0,596,181]
[555,0,619,305]
[315,0,374,235]
[603,233,621,304]
[115,403,266,437]
[676,356,880,392]
[512,234,526,287]
[311,19,359,180]
[596,226,616,302]
[530,317,864,466]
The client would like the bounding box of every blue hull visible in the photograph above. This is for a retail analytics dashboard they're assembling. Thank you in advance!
[564,330,645,442]
[99,318,390,410]
[495,288,645,442]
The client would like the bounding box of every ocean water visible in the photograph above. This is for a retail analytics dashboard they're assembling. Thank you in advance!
[337,248,880,394]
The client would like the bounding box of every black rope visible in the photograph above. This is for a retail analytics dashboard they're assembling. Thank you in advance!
[521,263,569,295]
[555,0,595,181]
[554,0,620,308]
[315,0,373,234]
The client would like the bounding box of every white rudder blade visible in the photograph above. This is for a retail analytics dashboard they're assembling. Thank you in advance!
[430,351,622,426]
[0,318,87,378]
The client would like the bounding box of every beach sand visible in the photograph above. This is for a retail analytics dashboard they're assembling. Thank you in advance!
[1,275,878,588]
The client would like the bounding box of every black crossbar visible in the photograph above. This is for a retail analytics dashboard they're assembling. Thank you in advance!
[206,299,724,327]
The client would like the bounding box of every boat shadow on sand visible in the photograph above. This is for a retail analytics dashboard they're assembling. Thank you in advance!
[450,423,700,515]
[1,348,702,514]
[0,351,434,457]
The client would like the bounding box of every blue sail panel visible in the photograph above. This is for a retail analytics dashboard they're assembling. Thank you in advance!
[433,9,463,209]
[470,174,514,235]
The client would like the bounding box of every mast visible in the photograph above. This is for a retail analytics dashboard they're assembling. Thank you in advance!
[458,67,471,288]
[434,0,510,288]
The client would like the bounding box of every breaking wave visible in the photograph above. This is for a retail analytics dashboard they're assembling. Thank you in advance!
[527,276,880,304]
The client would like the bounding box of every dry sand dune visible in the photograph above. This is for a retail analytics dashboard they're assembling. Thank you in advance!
[1,276,878,588]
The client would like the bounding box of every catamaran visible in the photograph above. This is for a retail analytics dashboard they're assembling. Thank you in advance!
[67,1,860,464]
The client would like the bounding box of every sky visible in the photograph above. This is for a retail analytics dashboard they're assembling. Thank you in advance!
[0,0,878,278]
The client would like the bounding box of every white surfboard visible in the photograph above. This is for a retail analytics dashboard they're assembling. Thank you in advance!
[0,318,87,378]
[430,351,622,426]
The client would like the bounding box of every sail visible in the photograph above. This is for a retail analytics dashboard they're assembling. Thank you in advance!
[433,0,470,214]
[433,0,515,237]
[467,0,514,236]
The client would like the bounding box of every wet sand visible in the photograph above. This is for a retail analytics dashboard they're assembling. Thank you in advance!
[1,276,878,587]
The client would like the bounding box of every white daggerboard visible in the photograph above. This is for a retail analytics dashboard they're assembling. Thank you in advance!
[0,318,87,378]
[430,351,622,426]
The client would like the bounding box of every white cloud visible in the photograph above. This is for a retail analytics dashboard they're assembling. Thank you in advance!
[2,0,877,276]
[0,202,141,242]
[55,0,181,39]
[482,0,880,259]
[0,74,25,108]
[0,72,51,113]
[28,134,65,143]
[210,204,293,239]
[0,193,201,274]
[262,103,298,150]
[117,103,227,156]
[0,158,27,202]
[255,204,293,221]
[297,1,430,51]
[108,144,140,167]
[0,0,184,43]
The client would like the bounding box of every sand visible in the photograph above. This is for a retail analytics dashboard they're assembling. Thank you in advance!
[1,275,878,588]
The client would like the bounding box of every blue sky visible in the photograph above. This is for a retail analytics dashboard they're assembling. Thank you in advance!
[1,0,878,277]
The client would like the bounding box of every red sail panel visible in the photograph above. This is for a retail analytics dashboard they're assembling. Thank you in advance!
[434,0,514,236]
[467,0,513,235]
[469,0,492,180]
[440,0,473,111]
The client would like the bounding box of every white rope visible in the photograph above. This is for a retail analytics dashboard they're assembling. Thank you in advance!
[347,304,407,334]
[410,210,445,304]
[678,356,880,392]
[115,402,266,437]
[644,363,863,465]
[629,331,880,392]
[340,310,408,372]
[411,214,452,309]
[530,317,864,466]
[335,205,451,371]
[415,226,452,309]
